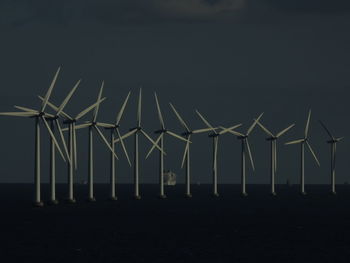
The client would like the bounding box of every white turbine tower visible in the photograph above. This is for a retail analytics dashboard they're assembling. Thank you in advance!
[145,92,189,199]
[43,96,106,203]
[169,103,215,198]
[104,91,132,201]
[255,120,295,196]
[319,120,344,195]
[70,82,119,202]
[225,113,264,197]
[114,88,165,199]
[0,67,67,207]
[195,110,242,197]
[285,110,320,195]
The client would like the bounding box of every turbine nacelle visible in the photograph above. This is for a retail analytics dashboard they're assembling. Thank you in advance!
[155,129,167,134]
[266,136,277,141]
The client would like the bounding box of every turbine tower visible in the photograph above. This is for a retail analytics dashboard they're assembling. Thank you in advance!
[195,110,242,197]
[43,96,107,203]
[104,91,132,201]
[0,67,67,207]
[285,110,320,195]
[225,113,264,197]
[319,120,344,195]
[74,82,119,202]
[145,92,189,199]
[255,120,295,196]
[114,88,165,199]
[169,103,215,198]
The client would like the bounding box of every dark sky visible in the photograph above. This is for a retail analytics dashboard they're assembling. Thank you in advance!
[0,0,350,186]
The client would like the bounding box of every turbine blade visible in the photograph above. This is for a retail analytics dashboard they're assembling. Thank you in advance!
[137,88,142,126]
[57,79,80,115]
[74,123,91,130]
[41,116,66,162]
[113,129,137,143]
[14,105,38,113]
[192,127,216,134]
[166,130,189,143]
[55,119,71,164]
[93,81,104,122]
[96,122,115,128]
[145,134,163,159]
[140,129,166,155]
[116,128,131,166]
[247,112,264,136]
[41,67,61,112]
[75,97,106,120]
[0,112,36,117]
[318,120,334,140]
[181,135,191,169]
[169,103,190,132]
[285,139,304,145]
[276,124,295,138]
[195,110,216,133]
[219,124,242,135]
[94,125,119,160]
[304,109,312,138]
[336,137,344,142]
[306,141,320,166]
[245,139,255,171]
[223,128,245,137]
[154,92,165,129]
[255,120,274,137]
[116,91,131,125]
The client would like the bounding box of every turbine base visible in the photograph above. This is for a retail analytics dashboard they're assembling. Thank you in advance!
[158,194,167,199]
[241,192,248,197]
[47,199,59,205]
[134,195,141,200]
[300,191,307,196]
[87,197,96,202]
[109,196,118,201]
[65,198,76,204]
[33,201,44,207]
[330,191,337,195]
[212,193,220,198]
[185,193,192,198]
[270,192,277,196]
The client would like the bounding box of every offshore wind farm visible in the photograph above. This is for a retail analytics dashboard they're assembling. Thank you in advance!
[0,67,347,206]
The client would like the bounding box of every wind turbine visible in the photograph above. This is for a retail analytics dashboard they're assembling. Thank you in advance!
[103,91,132,201]
[169,103,215,198]
[195,110,242,197]
[114,88,165,199]
[225,113,264,197]
[145,92,189,199]
[42,95,107,203]
[41,79,81,205]
[255,120,295,196]
[0,67,67,207]
[319,120,344,195]
[285,110,320,195]
[74,82,119,202]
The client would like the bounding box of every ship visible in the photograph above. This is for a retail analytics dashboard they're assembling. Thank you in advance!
[163,170,176,186]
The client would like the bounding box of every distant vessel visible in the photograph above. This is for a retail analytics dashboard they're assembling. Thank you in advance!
[163,170,176,186]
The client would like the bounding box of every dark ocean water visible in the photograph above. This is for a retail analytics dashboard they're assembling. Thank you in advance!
[1,184,350,263]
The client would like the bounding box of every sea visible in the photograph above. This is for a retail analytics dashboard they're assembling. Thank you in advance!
[0,184,349,263]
